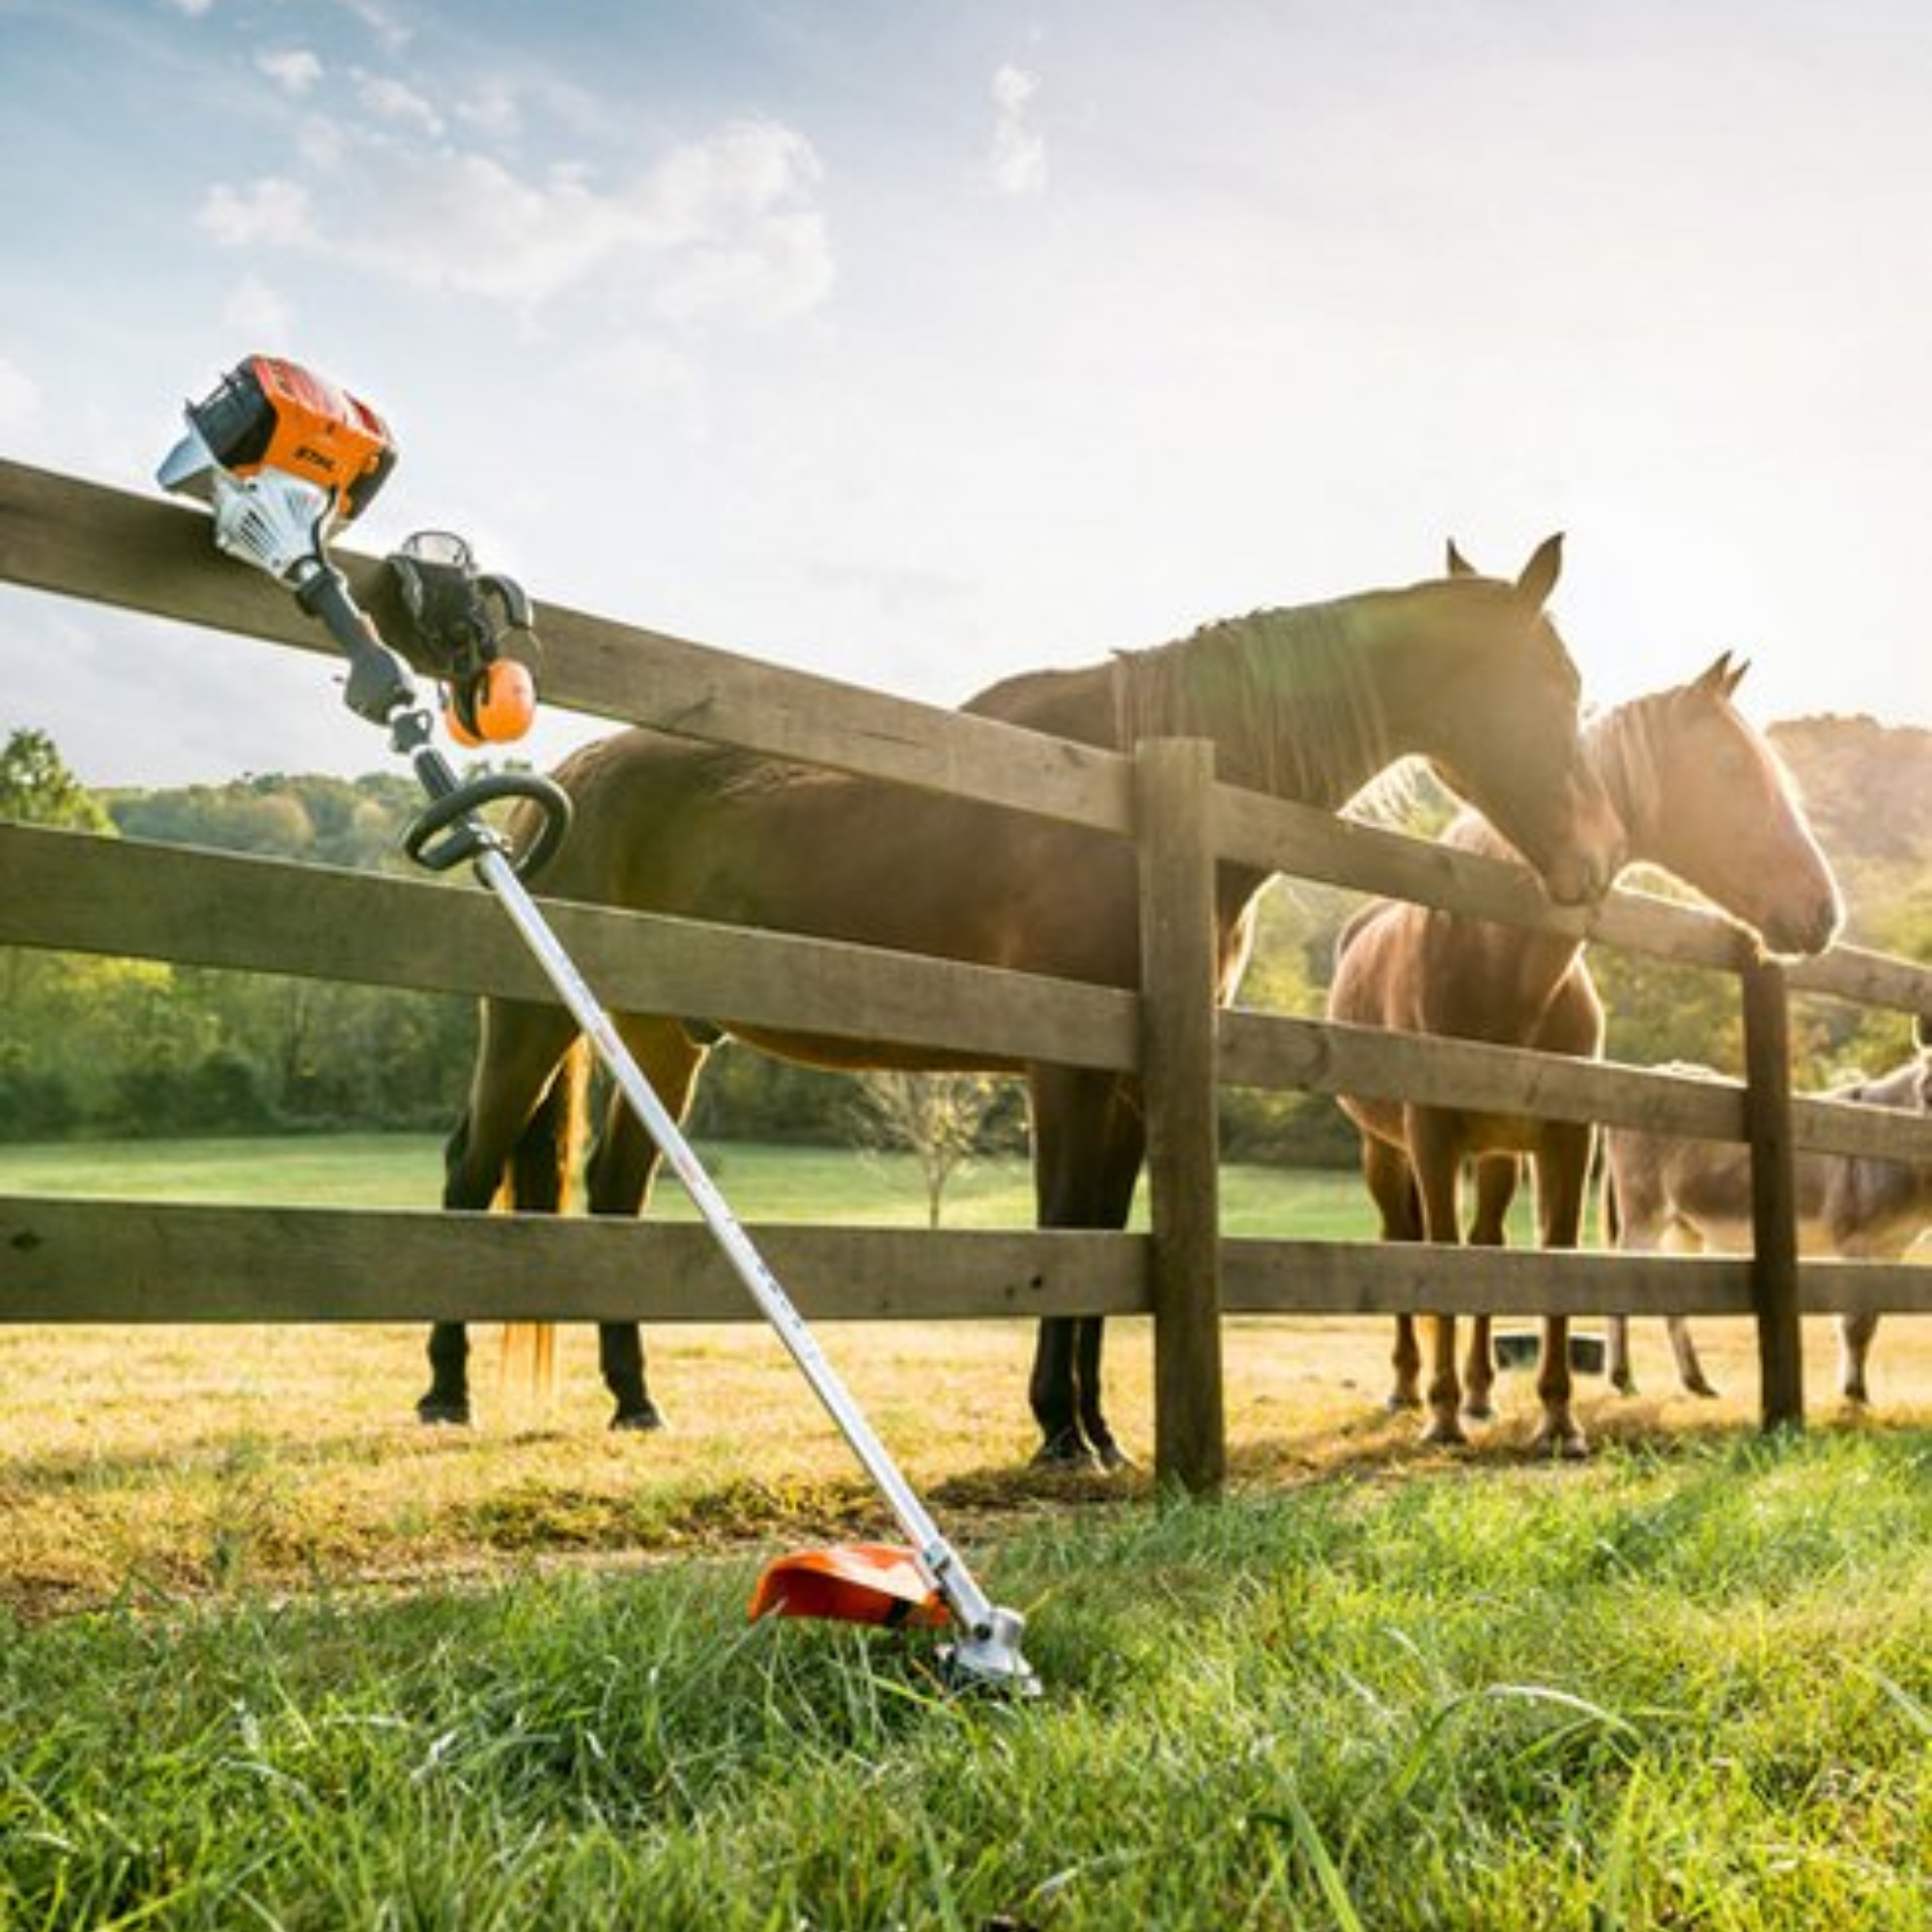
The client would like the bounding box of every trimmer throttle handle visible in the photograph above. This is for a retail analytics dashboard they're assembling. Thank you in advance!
[402,771,573,881]
[296,564,418,724]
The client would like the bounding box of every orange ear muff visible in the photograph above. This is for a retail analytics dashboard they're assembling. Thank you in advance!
[443,661,535,747]
[470,660,535,743]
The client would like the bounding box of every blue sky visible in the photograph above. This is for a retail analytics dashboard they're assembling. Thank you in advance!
[2,0,1928,785]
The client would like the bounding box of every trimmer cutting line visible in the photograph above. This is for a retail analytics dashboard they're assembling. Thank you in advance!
[158,355,1039,1696]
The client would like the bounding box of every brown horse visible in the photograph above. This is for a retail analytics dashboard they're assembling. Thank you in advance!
[1327,648,1841,1455]
[427,534,1625,1466]
[1603,1044,1932,1406]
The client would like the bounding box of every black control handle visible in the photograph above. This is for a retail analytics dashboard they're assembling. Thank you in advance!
[402,771,573,880]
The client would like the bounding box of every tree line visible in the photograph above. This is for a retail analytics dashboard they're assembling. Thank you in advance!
[2,719,1926,1156]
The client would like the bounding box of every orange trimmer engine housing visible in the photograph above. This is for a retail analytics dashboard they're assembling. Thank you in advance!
[187,355,395,523]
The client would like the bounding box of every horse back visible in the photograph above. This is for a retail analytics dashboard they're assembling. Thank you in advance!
[515,668,1155,997]
[1605,1054,1932,1257]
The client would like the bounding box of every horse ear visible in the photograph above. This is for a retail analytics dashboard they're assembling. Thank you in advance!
[1446,539,1479,579]
[1514,532,1564,608]
[1694,651,1749,698]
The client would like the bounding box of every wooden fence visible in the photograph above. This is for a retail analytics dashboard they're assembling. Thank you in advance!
[3,457,1930,1492]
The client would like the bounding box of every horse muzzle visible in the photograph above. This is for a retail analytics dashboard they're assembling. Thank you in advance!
[1757,888,1845,961]
[1539,814,1627,910]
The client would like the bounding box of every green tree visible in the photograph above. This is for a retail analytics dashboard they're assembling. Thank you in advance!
[0,726,111,831]
[0,729,157,1136]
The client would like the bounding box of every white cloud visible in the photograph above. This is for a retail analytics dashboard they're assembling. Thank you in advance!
[296,114,348,170]
[329,0,412,54]
[456,81,522,143]
[258,48,325,97]
[0,354,40,434]
[196,116,833,325]
[988,64,1046,197]
[221,274,296,348]
[198,177,316,247]
[355,73,443,138]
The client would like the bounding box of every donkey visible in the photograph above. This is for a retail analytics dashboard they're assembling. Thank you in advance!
[427,536,1625,1466]
[1327,648,1841,1454]
[1603,1041,1932,1406]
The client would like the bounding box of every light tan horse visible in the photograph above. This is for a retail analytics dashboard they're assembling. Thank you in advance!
[429,536,1626,1464]
[1327,646,1841,1454]
[1603,1041,1932,1406]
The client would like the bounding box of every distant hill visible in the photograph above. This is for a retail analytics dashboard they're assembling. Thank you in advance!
[1770,714,1932,868]
[1768,713,1932,952]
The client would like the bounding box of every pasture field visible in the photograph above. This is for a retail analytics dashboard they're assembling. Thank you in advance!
[1,1136,1929,1927]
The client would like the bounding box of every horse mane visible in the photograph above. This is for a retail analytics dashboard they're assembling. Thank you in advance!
[1580,692,1688,846]
[1111,597,1395,804]
[1584,680,1800,848]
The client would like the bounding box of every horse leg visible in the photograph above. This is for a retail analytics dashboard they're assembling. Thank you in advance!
[1462,1155,1520,1422]
[1837,1311,1880,1407]
[1406,1112,1466,1447]
[1527,1128,1591,1460]
[426,998,582,1425]
[1360,1138,1423,1411]
[1606,1315,1636,1395]
[1027,1065,1145,1470]
[583,1016,712,1432]
[1668,1317,1719,1398]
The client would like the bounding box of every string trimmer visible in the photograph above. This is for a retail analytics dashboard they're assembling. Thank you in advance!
[158,355,1039,1696]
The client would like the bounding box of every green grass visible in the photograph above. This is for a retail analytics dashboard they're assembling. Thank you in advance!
[1,1430,1927,1929]
[0,1131,1389,1237]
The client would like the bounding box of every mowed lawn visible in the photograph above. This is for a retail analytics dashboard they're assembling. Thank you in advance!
[1,1136,1928,1927]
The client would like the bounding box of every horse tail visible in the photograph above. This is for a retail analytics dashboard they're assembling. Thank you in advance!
[498,1039,589,1406]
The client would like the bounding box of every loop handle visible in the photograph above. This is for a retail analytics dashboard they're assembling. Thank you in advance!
[402,771,573,880]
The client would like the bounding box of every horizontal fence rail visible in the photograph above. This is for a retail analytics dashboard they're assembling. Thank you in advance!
[0,1198,1147,1323]
[5,1197,1922,1326]
[3,456,1930,1489]
[11,818,1929,1171]
[0,822,1140,1072]
[0,459,1133,833]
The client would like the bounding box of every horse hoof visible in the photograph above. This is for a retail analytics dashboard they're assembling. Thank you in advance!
[1093,1437,1138,1474]
[1686,1378,1720,1401]
[1384,1391,1422,1414]
[1533,1425,1589,1461]
[416,1399,471,1427]
[1418,1416,1466,1448]
[611,1403,665,1433]
[1031,1431,1100,1472]
[1610,1374,1636,1397]
[1462,1399,1495,1423]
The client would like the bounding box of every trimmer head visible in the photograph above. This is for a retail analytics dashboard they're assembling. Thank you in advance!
[752,1543,1040,1695]
[938,1603,1041,1697]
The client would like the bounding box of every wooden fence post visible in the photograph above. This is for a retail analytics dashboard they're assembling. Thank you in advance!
[1134,736,1226,1492]
[1740,952,1804,1431]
